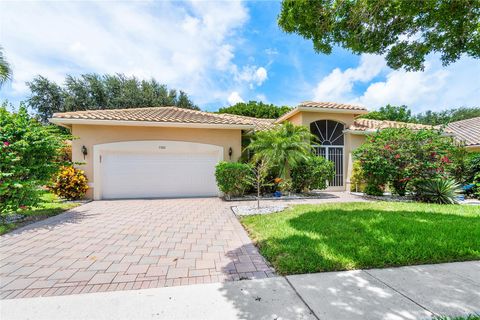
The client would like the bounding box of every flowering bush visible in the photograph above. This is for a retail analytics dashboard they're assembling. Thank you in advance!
[0,104,68,219]
[354,128,462,197]
[50,166,88,200]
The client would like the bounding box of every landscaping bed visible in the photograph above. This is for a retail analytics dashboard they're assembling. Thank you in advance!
[0,191,84,235]
[240,202,480,275]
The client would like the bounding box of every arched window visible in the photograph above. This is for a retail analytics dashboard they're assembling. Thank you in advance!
[310,120,344,146]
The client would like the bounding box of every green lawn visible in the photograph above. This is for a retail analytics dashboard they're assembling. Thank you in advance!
[241,202,480,275]
[0,191,81,235]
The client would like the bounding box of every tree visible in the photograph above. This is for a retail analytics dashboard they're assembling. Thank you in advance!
[27,74,199,123]
[0,103,68,219]
[362,105,413,123]
[247,122,315,180]
[415,107,480,125]
[278,0,480,71]
[0,46,12,88]
[218,101,291,119]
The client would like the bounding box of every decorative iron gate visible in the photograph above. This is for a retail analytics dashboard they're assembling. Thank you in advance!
[310,120,345,187]
[313,146,344,186]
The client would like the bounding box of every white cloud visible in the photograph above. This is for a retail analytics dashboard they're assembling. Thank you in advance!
[313,55,385,102]
[313,54,480,113]
[352,57,480,112]
[0,1,250,106]
[227,91,244,105]
[235,65,268,88]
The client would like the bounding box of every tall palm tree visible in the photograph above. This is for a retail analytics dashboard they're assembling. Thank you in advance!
[0,46,12,87]
[247,122,316,180]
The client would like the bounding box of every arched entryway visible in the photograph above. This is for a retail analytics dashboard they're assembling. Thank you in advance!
[310,120,345,187]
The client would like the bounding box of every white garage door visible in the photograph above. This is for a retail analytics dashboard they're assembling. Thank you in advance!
[96,141,222,199]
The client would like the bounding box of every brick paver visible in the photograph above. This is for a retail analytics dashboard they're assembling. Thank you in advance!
[0,198,274,299]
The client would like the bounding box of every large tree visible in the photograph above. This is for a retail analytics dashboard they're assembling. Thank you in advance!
[278,0,480,71]
[0,46,12,87]
[361,105,480,125]
[27,74,198,123]
[218,101,291,119]
[415,107,480,125]
[361,104,413,122]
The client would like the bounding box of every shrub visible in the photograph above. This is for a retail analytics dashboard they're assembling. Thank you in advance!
[354,127,462,197]
[215,162,253,198]
[350,160,366,192]
[50,166,88,200]
[364,183,384,196]
[291,155,334,192]
[0,104,67,220]
[415,178,461,204]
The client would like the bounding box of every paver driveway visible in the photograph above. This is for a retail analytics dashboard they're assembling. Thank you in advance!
[0,198,274,299]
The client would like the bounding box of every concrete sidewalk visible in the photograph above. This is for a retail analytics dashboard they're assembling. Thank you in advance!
[1,261,479,320]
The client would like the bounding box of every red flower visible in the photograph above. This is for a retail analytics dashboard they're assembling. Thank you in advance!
[3,141,9,147]
[440,156,450,163]
[394,154,401,159]
[384,144,392,150]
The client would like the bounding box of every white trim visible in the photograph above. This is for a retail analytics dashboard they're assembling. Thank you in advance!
[276,106,368,123]
[93,140,224,200]
[49,118,254,130]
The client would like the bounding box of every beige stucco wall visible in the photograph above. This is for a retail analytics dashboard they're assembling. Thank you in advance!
[283,110,366,191]
[71,124,242,199]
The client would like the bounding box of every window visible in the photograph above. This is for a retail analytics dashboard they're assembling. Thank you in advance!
[310,120,344,146]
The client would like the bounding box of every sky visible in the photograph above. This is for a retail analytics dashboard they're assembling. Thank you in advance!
[1,0,479,114]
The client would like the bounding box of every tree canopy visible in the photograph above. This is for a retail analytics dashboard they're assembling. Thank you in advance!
[27,74,198,123]
[278,0,480,71]
[362,105,413,123]
[217,101,291,119]
[361,105,480,125]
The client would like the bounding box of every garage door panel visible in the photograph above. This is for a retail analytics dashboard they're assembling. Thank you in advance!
[101,152,219,199]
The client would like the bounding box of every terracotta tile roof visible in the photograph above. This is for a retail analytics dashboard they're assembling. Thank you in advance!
[348,118,453,132]
[446,117,480,147]
[299,101,368,112]
[51,107,256,127]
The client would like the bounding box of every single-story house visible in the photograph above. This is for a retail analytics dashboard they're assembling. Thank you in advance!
[49,102,452,200]
[446,117,480,152]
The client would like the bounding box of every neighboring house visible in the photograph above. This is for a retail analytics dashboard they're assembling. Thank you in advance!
[49,102,452,200]
[446,117,480,152]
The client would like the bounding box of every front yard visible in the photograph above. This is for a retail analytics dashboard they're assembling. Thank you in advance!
[241,202,480,275]
[0,191,81,235]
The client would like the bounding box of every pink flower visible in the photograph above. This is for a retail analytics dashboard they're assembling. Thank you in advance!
[395,154,401,159]
[3,141,9,147]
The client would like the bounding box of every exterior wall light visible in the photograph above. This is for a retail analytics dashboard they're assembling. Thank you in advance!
[228,147,233,160]
[81,145,88,160]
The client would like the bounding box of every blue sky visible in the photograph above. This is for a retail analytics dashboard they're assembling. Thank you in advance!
[1,0,479,113]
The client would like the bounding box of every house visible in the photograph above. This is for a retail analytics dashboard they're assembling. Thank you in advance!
[49,102,449,200]
[446,117,480,152]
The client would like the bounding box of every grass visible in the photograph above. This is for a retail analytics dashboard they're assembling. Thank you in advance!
[0,191,81,235]
[241,202,480,275]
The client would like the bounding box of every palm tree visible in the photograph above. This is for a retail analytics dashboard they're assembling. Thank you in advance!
[0,46,12,87]
[247,122,316,180]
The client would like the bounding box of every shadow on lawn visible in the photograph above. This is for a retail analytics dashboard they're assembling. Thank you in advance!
[254,209,480,274]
